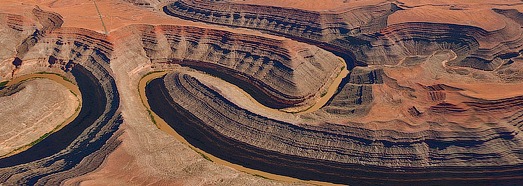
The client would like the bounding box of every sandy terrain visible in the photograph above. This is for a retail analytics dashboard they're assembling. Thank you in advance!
[1,0,523,185]
[233,0,389,11]
[0,0,323,185]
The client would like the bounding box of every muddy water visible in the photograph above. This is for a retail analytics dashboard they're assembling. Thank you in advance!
[0,66,106,167]
[139,71,345,185]
[5,73,81,97]
[0,73,82,158]
[299,58,349,114]
[139,56,349,185]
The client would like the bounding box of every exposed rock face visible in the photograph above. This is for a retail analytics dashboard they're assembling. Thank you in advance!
[0,78,79,156]
[113,24,343,108]
[162,0,523,72]
[0,4,346,184]
[131,0,523,184]
[0,8,122,185]
[2,0,523,185]
[147,69,523,185]
[163,0,399,64]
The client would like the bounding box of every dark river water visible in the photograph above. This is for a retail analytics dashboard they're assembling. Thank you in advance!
[145,76,523,186]
[0,65,106,167]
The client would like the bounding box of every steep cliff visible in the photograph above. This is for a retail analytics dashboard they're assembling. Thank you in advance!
[0,8,122,185]
[146,69,523,185]
[112,24,343,108]
[162,0,523,72]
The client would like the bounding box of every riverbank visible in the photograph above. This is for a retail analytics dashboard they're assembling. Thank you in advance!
[138,69,344,186]
[0,73,82,158]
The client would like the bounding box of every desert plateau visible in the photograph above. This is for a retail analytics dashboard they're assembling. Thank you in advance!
[1,0,523,185]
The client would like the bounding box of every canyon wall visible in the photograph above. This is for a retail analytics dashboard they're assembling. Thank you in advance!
[112,24,343,108]
[0,8,122,185]
[163,0,523,73]
[146,68,523,185]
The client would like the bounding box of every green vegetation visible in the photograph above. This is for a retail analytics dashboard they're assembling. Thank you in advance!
[253,174,269,179]
[0,81,8,89]
[26,97,81,147]
[147,109,158,126]
[36,71,53,74]
[198,151,213,162]
[320,91,327,97]
[69,90,78,97]
[138,70,213,162]
[29,132,51,146]
[188,146,213,162]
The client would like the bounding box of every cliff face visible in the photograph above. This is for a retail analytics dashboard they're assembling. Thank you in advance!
[163,0,399,65]
[162,0,523,72]
[147,69,523,185]
[3,0,523,185]
[112,24,343,108]
[0,5,345,184]
[0,8,122,185]
[135,0,523,184]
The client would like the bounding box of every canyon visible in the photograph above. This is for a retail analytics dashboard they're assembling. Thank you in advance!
[0,0,523,185]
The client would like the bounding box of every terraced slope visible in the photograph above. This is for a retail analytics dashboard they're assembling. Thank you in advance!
[0,8,122,185]
[112,24,343,108]
[162,0,523,72]
[2,0,523,185]
[0,78,79,157]
[146,68,523,185]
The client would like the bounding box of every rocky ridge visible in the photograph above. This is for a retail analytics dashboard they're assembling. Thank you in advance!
[145,67,523,185]
[0,8,122,185]
[112,24,343,108]
[162,0,523,73]
[1,0,523,185]
[136,0,523,184]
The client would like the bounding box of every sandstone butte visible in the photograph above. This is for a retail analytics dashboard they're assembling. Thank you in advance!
[1,0,523,185]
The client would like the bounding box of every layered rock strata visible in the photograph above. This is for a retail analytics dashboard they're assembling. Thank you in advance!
[163,0,399,65]
[2,1,523,185]
[162,0,523,72]
[146,69,523,185]
[0,78,79,156]
[319,67,382,116]
[0,8,122,185]
[113,24,343,108]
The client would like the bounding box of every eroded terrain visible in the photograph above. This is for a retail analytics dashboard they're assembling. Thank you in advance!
[0,78,79,157]
[1,0,523,185]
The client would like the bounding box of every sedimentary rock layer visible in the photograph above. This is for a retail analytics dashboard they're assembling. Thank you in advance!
[2,1,523,185]
[146,69,523,185]
[0,8,122,185]
[113,24,343,108]
[162,0,523,72]
[163,0,398,65]
[0,78,79,156]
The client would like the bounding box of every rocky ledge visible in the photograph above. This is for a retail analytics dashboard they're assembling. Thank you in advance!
[0,8,122,185]
[112,24,343,108]
[162,0,523,72]
[144,69,523,185]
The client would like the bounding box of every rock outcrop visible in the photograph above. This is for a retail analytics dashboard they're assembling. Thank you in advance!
[146,69,523,185]
[0,78,79,157]
[3,1,523,185]
[113,24,343,108]
[162,0,523,73]
[0,8,122,185]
